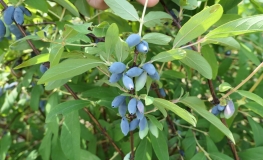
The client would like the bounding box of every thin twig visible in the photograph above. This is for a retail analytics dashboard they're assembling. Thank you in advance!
[23,22,56,27]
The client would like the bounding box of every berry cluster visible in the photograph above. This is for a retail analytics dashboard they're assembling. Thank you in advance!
[108,62,159,91]
[112,95,148,135]
[0,6,31,40]
[126,34,149,53]
[211,100,235,119]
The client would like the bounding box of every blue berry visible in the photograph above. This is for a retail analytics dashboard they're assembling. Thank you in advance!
[136,110,144,120]
[142,63,156,75]
[137,100,144,113]
[18,6,32,17]
[0,20,6,38]
[211,105,219,116]
[125,34,141,47]
[225,50,231,56]
[149,71,160,80]
[128,98,137,115]
[159,88,166,97]
[122,75,134,90]
[224,100,235,119]
[121,117,129,136]
[217,104,225,111]
[4,6,15,25]
[13,7,24,25]
[109,73,122,83]
[109,62,126,74]
[139,116,148,131]
[118,101,127,117]
[111,95,126,108]
[40,64,48,73]
[136,41,149,53]
[129,119,139,131]
[126,67,143,77]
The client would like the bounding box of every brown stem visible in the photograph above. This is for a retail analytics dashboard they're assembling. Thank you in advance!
[0,1,124,157]
[160,0,239,159]
[221,118,240,160]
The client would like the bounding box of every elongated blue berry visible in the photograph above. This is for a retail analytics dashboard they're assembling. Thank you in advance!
[118,101,127,117]
[136,110,144,120]
[139,116,148,131]
[126,67,143,77]
[109,73,122,83]
[4,6,15,25]
[111,95,126,108]
[136,41,149,53]
[149,71,160,80]
[122,75,134,90]
[224,100,235,119]
[142,63,156,75]
[128,98,137,114]
[137,100,144,113]
[0,20,6,38]
[129,119,139,131]
[109,62,126,74]
[159,88,166,97]
[40,64,48,73]
[9,25,24,40]
[125,34,141,47]
[211,105,219,116]
[121,117,129,136]
[135,71,147,91]
[18,6,32,17]
[217,104,225,111]
[14,7,24,25]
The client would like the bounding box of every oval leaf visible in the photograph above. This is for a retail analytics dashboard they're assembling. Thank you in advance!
[173,4,223,47]
[142,33,172,45]
[38,58,104,84]
[151,48,186,62]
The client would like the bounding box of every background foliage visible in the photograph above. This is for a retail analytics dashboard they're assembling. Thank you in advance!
[1,0,263,160]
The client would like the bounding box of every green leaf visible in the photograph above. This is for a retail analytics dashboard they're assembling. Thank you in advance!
[60,111,81,160]
[14,53,49,69]
[201,45,218,79]
[173,4,223,47]
[247,117,263,146]
[238,147,263,160]
[93,22,110,37]
[66,23,93,34]
[180,49,212,79]
[142,33,172,45]
[250,0,263,13]
[134,138,152,160]
[180,97,235,143]
[149,121,159,138]
[206,137,218,153]
[38,58,104,84]
[182,133,196,159]
[115,38,129,62]
[80,150,100,160]
[53,0,79,17]
[104,0,139,21]
[191,152,206,160]
[49,43,64,67]
[202,37,240,49]
[0,132,11,160]
[150,132,169,160]
[143,11,172,27]
[206,15,263,39]
[240,43,261,66]
[81,87,120,99]
[105,23,119,61]
[25,0,49,12]
[245,102,263,118]
[153,98,196,126]
[236,90,263,106]
[219,82,232,92]
[46,100,90,122]
[161,70,186,79]
[151,48,186,62]
[219,0,242,12]
[74,0,93,17]
[139,125,149,139]
[146,115,163,130]
[39,131,52,160]
[30,85,44,111]
[209,152,233,160]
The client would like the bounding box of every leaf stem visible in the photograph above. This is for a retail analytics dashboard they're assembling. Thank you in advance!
[241,73,263,101]
[138,0,148,36]
[220,62,263,100]
[180,38,205,49]
[192,131,212,160]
